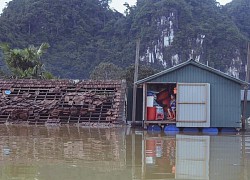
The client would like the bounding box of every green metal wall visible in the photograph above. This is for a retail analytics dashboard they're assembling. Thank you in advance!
[146,64,242,128]
[241,101,250,119]
[127,88,143,122]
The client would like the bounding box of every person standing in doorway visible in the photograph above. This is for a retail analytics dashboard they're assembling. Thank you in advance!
[167,94,176,120]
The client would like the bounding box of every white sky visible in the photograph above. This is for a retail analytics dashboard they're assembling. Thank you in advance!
[0,0,232,14]
[110,0,232,13]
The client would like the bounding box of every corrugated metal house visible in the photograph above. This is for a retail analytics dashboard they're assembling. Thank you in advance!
[136,59,248,128]
[241,90,250,119]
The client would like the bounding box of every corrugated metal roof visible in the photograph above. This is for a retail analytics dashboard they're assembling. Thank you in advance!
[136,59,248,85]
[241,90,250,101]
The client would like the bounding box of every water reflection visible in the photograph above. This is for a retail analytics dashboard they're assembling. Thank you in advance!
[139,131,250,180]
[144,135,176,179]
[0,126,128,180]
[175,135,210,179]
[0,125,249,180]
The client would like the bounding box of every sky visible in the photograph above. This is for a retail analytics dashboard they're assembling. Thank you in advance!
[110,0,232,13]
[0,0,232,14]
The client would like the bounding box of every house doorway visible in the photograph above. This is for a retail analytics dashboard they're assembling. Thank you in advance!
[146,83,177,121]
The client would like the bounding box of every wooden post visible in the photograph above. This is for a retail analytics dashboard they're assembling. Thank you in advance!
[141,132,145,179]
[241,135,247,180]
[242,43,250,130]
[131,131,136,179]
[132,39,140,126]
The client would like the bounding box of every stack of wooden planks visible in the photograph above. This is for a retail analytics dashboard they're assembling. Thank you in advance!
[0,79,126,125]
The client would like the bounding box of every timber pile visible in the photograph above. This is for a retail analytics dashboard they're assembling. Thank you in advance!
[0,79,126,125]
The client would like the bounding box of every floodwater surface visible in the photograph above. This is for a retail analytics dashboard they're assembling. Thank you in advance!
[0,125,250,180]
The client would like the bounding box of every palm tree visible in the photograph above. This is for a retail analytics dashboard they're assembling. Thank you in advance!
[0,43,52,79]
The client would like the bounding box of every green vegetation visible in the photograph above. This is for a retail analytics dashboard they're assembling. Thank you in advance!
[122,65,159,87]
[0,0,249,80]
[90,62,157,87]
[224,0,250,40]
[90,62,122,80]
[0,69,6,78]
[0,43,53,79]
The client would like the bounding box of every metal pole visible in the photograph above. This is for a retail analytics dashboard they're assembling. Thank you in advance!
[132,39,140,126]
[242,42,250,130]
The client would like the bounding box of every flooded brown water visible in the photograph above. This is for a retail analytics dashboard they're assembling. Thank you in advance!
[0,125,249,180]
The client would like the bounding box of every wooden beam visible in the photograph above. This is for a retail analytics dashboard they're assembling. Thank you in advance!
[242,42,250,130]
[177,102,206,104]
[144,120,176,124]
[132,39,140,126]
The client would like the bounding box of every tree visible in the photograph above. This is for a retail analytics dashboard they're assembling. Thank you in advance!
[90,62,122,80]
[122,65,159,87]
[0,0,249,79]
[0,69,6,78]
[0,43,53,79]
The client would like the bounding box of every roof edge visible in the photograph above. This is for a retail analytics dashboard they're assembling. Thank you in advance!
[136,59,248,85]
